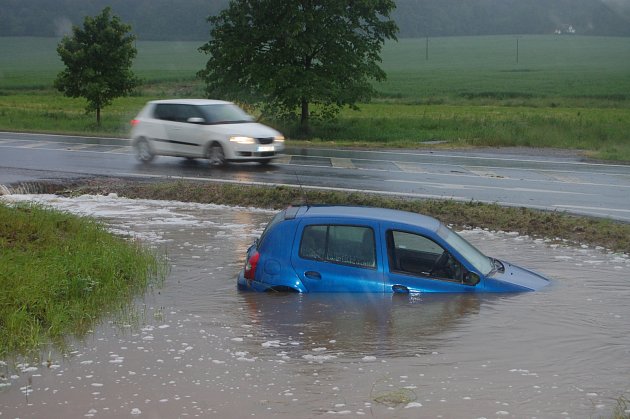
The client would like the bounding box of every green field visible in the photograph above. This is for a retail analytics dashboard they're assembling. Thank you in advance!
[3,35,629,101]
[1,35,629,160]
[379,36,630,102]
[0,37,206,88]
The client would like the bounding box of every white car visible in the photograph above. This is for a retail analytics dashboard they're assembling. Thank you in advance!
[130,99,285,165]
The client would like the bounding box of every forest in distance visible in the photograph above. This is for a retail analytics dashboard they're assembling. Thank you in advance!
[1,0,630,40]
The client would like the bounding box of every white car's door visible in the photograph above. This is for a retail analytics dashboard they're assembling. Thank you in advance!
[170,105,208,157]
[149,104,178,155]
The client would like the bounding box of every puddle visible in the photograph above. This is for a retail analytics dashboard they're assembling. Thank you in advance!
[1,194,629,418]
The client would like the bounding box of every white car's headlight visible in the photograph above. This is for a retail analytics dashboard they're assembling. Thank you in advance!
[229,136,255,144]
[274,135,285,142]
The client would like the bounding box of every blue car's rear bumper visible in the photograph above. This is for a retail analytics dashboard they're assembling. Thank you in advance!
[237,270,271,292]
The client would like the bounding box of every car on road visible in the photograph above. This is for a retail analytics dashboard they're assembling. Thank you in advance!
[237,205,551,293]
[130,99,285,165]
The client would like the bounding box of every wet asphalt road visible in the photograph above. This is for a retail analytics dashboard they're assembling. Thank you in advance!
[1,131,629,221]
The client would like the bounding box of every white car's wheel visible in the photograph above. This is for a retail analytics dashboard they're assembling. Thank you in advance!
[207,142,226,166]
[134,138,154,163]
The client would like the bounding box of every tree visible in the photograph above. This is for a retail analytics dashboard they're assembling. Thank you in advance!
[198,0,398,133]
[54,7,139,125]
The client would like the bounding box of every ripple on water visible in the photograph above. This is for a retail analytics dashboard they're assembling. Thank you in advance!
[1,194,628,418]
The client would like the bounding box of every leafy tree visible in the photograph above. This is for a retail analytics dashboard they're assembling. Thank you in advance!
[198,0,398,133]
[54,7,139,125]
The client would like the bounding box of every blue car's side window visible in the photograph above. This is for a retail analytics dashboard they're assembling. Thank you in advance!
[388,230,463,282]
[300,225,328,260]
[299,225,376,269]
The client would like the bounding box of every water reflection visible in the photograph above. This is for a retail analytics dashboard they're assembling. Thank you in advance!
[238,292,501,358]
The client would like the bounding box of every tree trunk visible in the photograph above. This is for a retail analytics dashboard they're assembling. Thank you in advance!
[96,106,101,126]
[300,98,310,136]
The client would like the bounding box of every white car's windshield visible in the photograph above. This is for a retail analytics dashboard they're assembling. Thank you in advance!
[436,224,494,275]
[199,104,254,124]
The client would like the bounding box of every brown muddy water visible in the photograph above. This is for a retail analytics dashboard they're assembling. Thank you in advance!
[1,194,629,419]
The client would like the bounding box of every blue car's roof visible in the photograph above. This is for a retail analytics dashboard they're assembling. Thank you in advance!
[291,205,442,232]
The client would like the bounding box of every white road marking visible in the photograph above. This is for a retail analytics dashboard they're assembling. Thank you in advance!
[279,158,630,188]
[1,140,629,191]
[393,162,429,173]
[553,205,630,214]
[330,157,355,169]
[110,147,132,154]
[282,161,391,172]
[542,173,582,183]
[65,144,93,150]
[0,131,125,143]
[19,141,50,148]
[114,171,479,201]
[386,179,594,195]
[292,146,630,169]
[274,155,292,164]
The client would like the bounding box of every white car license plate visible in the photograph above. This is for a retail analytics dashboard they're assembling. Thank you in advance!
[257,145,275,152]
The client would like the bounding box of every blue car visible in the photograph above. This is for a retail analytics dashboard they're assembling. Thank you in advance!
[237,206,550,293]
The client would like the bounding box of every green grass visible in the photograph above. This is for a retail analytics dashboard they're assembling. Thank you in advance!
[0,92,147,136]
[0,35,629,160]
[0,202,164,357]
[608,396,630,419]
[298,104,630,153]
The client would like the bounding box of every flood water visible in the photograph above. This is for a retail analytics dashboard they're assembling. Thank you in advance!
[1,194,629,418]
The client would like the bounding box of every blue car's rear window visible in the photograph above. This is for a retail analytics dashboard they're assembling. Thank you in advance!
[258,209,287,247]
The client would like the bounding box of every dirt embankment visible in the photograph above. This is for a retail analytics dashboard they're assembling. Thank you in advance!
[3,177,624,253]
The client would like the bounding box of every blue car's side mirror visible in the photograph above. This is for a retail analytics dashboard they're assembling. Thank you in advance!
[464,272,480,286]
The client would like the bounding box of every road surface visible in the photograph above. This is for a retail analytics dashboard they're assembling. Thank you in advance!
[1,131,629,221]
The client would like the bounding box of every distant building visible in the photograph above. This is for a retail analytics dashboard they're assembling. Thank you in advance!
[555,24,576,35]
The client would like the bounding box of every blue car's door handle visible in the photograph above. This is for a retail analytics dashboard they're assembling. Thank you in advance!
[305,271,322,280]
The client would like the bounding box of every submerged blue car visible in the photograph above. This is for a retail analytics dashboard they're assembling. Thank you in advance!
[237,206,550,293]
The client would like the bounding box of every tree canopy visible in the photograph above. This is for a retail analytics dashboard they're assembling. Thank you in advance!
[198,0,398,132]
[54,7,139,125]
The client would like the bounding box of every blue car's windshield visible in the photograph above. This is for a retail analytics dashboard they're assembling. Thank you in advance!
[198,104,254,124]
[436,224,494,275]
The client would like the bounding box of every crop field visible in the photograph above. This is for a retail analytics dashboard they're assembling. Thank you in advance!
[379,36,630,102]
[2,35,629,100]
[0,37,206,88]
[1,35,629,159]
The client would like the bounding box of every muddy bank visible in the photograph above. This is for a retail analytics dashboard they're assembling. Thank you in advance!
[3,177,627,252]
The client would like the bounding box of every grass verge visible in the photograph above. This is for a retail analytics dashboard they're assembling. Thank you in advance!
[0,202,164,357]
[1,89,628,161]
[61,178,630,254]
[282,103,630,161]
[609,396,630,419]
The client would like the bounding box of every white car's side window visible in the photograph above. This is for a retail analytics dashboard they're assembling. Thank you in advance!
[154,104,177,121]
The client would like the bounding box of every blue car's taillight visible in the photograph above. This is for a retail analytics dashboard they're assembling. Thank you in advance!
[244,251,260,280]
